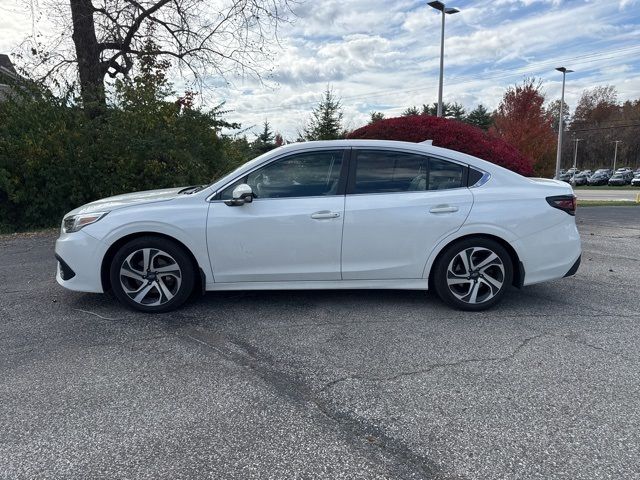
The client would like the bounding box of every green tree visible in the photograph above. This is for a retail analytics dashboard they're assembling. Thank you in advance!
[251,120,276,155]
[420,102,455,118]
[369,111,385,123]
[464,104,493,130]
[402,106,420,116]
[0,44,246,232]
[302,88,345,140]
[449,102,466,120]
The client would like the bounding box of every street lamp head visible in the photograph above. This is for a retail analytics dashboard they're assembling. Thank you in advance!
[428,1,460,14]
[556,67,574,73]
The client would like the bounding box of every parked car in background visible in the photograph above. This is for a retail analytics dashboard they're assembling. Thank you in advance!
[593,168,612,177]
[608,173,630,186]
[588,171,610,186]
[631,173,640,187]
[55,140,581,313]
[570,172,589,186]
[557,172,572,183]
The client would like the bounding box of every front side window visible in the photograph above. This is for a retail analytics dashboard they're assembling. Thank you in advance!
[353,150,464,194]
[220,150,344,200]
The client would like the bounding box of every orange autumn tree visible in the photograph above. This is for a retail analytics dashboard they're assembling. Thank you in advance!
[491,78,557,177]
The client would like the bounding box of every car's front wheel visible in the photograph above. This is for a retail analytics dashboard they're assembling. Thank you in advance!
[109,236,195,313]
[432,237,513,311]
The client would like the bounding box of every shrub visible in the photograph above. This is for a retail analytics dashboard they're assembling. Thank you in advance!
[0,65,246,232]
[347,115,535,176]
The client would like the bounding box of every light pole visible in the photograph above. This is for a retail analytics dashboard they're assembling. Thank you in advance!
[554,67,573,179]
[612,140,621,171]
[428,1,459,117]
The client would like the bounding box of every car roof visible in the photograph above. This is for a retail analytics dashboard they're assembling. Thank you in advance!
[205,139,526,194]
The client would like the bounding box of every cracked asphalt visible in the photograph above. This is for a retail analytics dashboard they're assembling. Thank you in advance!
[1,206,639,479]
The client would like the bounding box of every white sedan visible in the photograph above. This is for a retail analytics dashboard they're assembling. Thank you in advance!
[55,140,581,312]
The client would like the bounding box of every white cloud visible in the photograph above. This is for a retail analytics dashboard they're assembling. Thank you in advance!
[1,0,639,139]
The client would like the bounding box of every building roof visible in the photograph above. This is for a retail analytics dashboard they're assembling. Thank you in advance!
[0,54,17,75]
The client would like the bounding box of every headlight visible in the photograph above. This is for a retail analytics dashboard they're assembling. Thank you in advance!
[62,212,108,233]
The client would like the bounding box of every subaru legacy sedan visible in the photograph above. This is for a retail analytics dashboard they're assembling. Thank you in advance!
[56,140,581,312]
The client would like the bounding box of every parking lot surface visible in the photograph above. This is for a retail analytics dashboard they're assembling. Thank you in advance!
[1,206,639,479]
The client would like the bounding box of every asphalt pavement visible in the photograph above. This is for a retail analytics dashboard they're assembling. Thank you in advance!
[1,206,639,479]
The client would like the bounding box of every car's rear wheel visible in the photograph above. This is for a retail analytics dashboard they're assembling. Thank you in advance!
[109,236,195,313]
[432,237,513,311]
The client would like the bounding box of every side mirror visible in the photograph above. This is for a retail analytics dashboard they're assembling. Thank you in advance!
[224,183,253,206]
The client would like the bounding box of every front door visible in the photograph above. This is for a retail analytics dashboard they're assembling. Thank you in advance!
[207,149,347,283]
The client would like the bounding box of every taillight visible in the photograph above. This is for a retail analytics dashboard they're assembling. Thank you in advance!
[546,195,576,216]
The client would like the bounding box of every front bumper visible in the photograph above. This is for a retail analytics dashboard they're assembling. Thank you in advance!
[564,255,581,277]
[55,230,105,293]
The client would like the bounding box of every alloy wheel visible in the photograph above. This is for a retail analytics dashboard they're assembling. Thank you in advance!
[119,248,182,306]
[446,247,505,305]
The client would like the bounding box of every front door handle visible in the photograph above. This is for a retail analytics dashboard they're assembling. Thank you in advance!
[311,210,341,219]
[429,205,459,214]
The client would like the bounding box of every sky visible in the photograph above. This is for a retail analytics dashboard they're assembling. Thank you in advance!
[1,0,639,138]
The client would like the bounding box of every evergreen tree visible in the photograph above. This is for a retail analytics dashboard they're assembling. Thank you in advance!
[421,102,454,117]
[251,119,276,155]
[369,111,385,123]
[302,88,345,140]
[449,102,466,120]
[464,104,493,130]
[402,106,420,116]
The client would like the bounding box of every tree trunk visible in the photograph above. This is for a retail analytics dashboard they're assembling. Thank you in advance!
[70,0,105,115]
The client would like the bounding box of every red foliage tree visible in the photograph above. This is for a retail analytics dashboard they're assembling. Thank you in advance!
[347,115,534,176]
[490,79,556,177]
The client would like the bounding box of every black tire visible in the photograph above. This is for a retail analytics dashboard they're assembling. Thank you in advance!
[109,236,195,313]
[432,237,513,311]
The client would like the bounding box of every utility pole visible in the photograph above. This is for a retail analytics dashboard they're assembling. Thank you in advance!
[612,140,621,171]
[573,138,582,168]
[571,138,582,183]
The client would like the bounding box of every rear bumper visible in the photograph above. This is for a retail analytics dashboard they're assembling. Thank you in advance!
[514,218,581,286]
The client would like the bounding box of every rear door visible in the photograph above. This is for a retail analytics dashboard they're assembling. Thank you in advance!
[341,148,474,280]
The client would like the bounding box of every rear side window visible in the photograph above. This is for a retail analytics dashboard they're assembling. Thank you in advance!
[429,158,464,190]
[352,150,465,194]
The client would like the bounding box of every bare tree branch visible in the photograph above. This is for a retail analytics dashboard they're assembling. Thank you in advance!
[19,0,295,109]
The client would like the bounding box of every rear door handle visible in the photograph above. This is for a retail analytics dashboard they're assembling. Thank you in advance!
[311,210,341,219]
[429,205,459,214]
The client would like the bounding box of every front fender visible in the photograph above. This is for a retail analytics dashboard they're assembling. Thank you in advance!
[83,202,212,286]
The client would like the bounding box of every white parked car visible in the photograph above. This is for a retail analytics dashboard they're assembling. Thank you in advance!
[56,140,581,312]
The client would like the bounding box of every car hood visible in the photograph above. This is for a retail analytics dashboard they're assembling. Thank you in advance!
[65,187,187,217]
